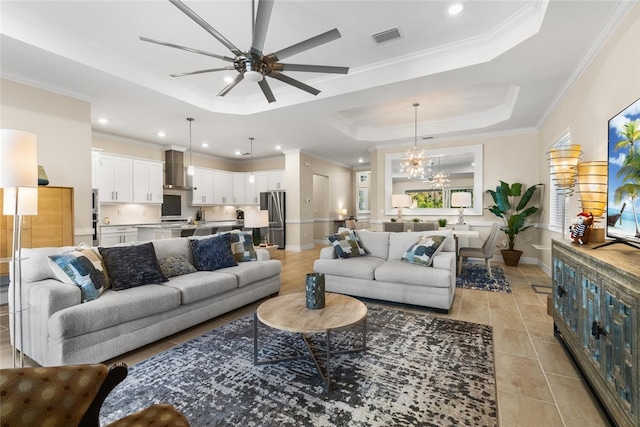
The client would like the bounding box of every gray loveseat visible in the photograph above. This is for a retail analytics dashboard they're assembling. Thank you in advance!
[313,230,456,311]
[9,236,281,366]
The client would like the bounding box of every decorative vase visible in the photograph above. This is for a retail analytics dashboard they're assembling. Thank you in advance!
[501,249,523,266]
[38,166,49,185]
[305,273,325,310]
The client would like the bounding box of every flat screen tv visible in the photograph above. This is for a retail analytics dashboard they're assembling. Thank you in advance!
[603,97,640,249]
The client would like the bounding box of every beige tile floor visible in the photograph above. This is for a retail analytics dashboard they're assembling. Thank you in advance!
[0,246,610,426]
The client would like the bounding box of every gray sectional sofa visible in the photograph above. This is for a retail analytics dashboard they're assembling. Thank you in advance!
[9,236,281,366]
[313,230,456,311]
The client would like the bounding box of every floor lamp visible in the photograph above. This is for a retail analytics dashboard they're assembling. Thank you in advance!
[549,145,582,239]
[1,130,39,367]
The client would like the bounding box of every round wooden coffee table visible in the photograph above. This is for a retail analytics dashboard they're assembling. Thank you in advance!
[253,292,367,392]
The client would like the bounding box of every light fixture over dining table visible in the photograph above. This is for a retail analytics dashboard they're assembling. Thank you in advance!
[400,103,426,179]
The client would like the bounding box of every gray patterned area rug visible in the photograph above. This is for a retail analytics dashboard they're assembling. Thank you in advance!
[457,263,512,293]
[100,305,497,426]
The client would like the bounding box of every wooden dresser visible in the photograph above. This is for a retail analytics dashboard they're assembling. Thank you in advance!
[1,186,74,275]
[552,239,639,426]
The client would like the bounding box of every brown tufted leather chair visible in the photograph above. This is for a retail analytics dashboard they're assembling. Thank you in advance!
[0,363,189,427]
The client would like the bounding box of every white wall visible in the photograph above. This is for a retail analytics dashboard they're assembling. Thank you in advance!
[0,79,93,244]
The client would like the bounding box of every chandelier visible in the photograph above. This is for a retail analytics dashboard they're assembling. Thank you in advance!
[425,158,450,189]
[400,103,426,179]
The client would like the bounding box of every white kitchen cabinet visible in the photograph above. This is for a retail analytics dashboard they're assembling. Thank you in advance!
[245,172,259,205]
[100,226,138,246]
[267,170,286,190]
[132,159,163,204]
[213,170,234,204]
[255,171,269,196]
[189,167,214,205]
[96,154,133,203]
[233,172,245,205]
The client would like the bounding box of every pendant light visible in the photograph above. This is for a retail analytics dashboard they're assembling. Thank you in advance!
[186,117,195,176]
[400,103,426,179]
[249,137,255,183]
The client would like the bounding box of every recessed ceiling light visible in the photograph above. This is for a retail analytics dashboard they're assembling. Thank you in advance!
[235,150,242,155]
[157,131,166,137]
[202,142,209,148]
[275,145,281,150]
[98,118,108,124]
[358,158,364,163]
[224,76,234,83]
[448,3,464,15]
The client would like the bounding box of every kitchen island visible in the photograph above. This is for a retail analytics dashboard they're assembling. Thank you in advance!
[136,221,243,240]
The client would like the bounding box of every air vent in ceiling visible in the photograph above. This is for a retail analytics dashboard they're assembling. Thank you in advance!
[371,27,402,44]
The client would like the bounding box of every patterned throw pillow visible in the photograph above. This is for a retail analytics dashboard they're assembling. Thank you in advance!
[189,234,238,271]
[401,234,447,267]
[49,245,109,302]
[98,242,168,291]
[159,255,197,278]
[327,230,367,259]
[229,232,257,262]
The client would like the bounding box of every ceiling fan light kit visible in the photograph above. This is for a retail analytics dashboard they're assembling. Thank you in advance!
[141,0,349,103]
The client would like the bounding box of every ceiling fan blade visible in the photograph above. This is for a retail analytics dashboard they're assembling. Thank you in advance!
[271,28,342,61]
[169,0,243,56]
[170,67,235,77]
[250,0,274,58]
[268,71,320,96]
[258,78,276,103]
[217,73,244,97]
[278,63,349,74]
[140,37,234,62]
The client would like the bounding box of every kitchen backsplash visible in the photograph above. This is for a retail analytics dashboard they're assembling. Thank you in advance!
[99,204,258,225]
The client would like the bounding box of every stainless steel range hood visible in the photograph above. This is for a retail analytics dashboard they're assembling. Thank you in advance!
[164,150,193,190]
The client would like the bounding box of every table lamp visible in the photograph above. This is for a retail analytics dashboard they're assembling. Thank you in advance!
[391,194,412,221]
[245,210,269,246]
[1,129,39,367]
[451,192,472,224]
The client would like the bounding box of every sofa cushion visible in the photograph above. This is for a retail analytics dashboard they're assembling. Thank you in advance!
[354,230,390,260]
[229,232,257,262]
[189,234,238,271]
[374,260,452,288]
[48,284,181,340]
[49,245,109,302]
[217,260,282,288]
[327,230,366,258]
[401,234,448,267]
[388,230,454,260]
[18,246,76,283]
[99,243,168,291]
[162,271,238,304]
[152,238,194,265]
[314,256,386,281]
[158,255,197,278]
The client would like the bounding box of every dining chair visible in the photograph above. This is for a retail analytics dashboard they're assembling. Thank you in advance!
[412,222,438,231]
[457,222,501,278]
[345,219,357,229]
[383,222,406,232]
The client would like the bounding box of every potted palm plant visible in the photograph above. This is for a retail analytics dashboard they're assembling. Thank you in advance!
[486,181,542,266]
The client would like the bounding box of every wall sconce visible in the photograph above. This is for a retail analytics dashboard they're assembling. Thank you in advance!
[391,194,412,221]
[548,144,582,238]
[451,192,472,224]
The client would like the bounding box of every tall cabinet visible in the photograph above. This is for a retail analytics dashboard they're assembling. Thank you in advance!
[552,239,639,427]
[1,186,75,275]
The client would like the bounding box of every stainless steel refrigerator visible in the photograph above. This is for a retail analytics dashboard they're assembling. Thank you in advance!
[260,191,285,249]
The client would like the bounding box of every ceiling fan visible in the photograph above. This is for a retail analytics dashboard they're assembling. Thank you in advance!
[141,0,349,103]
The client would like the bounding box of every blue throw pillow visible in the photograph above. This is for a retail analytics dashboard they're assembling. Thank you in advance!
[98,242,168,291]
[189,234,238,271]
[229,232,257,262]
[327,230,367,259]
[401,235,447,267]
[49,246,109,302]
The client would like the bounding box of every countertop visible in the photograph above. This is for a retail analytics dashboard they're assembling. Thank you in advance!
[100,220,243,229]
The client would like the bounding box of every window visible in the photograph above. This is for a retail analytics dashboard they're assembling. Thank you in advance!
[549,131,572,234]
